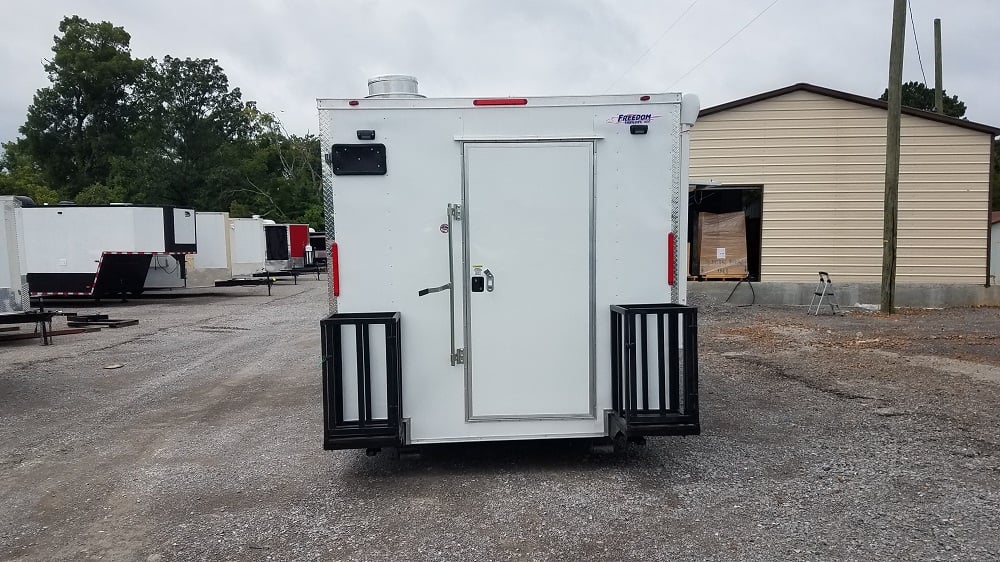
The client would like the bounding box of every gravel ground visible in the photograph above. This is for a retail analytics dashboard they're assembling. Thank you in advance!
[1,280,998,561]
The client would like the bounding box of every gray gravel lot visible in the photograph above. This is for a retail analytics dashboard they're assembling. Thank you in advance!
[1,280,998,561]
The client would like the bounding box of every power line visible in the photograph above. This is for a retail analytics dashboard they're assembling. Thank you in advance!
[604,0,701,93]
[908,0,928,87]
[668,0,781,89]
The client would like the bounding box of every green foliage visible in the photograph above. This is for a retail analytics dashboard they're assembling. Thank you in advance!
[11,15,325,221]
[302,204,325,230]
[223,106,322,224]
[0,140,60,204]
[129,55,250,208]
[878,81,967,118]
[229,200,254,219]
[75,182,125,205]
[19,16,146,196]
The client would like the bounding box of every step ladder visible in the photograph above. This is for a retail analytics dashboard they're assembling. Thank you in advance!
[808,271,840,315]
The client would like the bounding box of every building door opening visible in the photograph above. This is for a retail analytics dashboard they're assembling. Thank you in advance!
[688,185,762,282]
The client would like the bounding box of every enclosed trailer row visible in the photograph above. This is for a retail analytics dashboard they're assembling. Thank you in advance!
[317,75,702,453]
[5,200,314,298]
[19,205,196,297]
[264,223,310,271]
[143,213,269,289]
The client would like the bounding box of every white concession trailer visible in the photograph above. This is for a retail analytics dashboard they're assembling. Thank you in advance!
[20,204,197,297]
[318,76,701,453]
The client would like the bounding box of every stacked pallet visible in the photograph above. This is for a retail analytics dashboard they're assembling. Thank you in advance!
[696,212,748,280]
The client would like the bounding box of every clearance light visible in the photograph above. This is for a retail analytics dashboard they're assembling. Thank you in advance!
[473,98,528,106]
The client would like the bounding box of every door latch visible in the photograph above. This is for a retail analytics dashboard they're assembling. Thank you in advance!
[483,269,495,292]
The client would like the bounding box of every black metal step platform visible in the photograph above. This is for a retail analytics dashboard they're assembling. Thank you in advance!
[321,311,404,450]
[609,303,700,438]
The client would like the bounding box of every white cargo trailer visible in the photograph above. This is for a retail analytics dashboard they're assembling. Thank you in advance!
[229,217,267,276]
[318,76,701,452]
[20,205,197,297]
[1,196,29,314]
[181,211,233,287]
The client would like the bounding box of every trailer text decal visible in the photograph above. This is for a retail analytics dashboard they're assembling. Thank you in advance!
[609,113,661,124]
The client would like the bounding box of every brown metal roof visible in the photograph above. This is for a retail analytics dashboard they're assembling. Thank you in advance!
[992,211,1000,225]
[699,83,1000,136]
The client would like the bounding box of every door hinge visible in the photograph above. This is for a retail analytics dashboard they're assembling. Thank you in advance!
[448,203,462,221]
[451,348,465,365]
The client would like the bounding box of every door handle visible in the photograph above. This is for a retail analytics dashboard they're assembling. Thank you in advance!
[483,269,494,292]
[417,204,462,365]
[418,283,451,297]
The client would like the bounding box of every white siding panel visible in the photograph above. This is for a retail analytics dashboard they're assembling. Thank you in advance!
[691,90,993,284]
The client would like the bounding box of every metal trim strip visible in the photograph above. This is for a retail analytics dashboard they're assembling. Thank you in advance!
[462,141,598,422]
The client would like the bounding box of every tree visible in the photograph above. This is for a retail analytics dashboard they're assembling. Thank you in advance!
[124,55,250,208]
[75,182,125,205]
[879,81,967,118]
[19,16,146,197]
[224,108,323,226]
[0,141,61,204]
[12,16,326,219]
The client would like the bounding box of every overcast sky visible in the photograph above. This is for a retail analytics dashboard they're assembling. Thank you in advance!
[2,0,998,144]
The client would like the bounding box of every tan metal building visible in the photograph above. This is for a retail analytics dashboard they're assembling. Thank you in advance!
[689,83,998,285]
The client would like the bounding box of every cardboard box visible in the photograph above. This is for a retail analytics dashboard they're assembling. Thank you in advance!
[697,211,748,277]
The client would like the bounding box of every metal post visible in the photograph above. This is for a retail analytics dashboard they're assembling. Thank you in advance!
[934,19,943,114]
[881,0,907,314]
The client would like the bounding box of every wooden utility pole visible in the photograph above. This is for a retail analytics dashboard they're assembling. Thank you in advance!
[881,0,907,314]
[934,18,943,113]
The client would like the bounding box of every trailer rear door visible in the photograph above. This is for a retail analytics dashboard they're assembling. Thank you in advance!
[265,225,289,261]
[463,142,594,419]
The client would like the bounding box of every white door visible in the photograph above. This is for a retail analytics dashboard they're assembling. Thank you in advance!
[463,142,594,419]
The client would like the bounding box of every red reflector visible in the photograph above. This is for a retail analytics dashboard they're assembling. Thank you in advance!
[330,242,340,296]
[640,95,651,101]
[473,98,528,106]
[348,100,359,106]
[667,232,676,286]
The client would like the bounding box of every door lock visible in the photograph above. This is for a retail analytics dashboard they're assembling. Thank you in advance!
[483,269,495,292]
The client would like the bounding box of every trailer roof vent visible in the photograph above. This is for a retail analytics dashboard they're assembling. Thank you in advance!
[366,74,425,99]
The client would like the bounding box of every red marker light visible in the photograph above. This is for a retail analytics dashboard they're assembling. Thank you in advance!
[640,95,651,101]
[330,242,340,296]
[473,98,528,106]
[348,100,359,106]
[667,232,676,285]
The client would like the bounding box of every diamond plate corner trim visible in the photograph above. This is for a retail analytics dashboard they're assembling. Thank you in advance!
[668,104,682,304]
[318,109,338,313]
